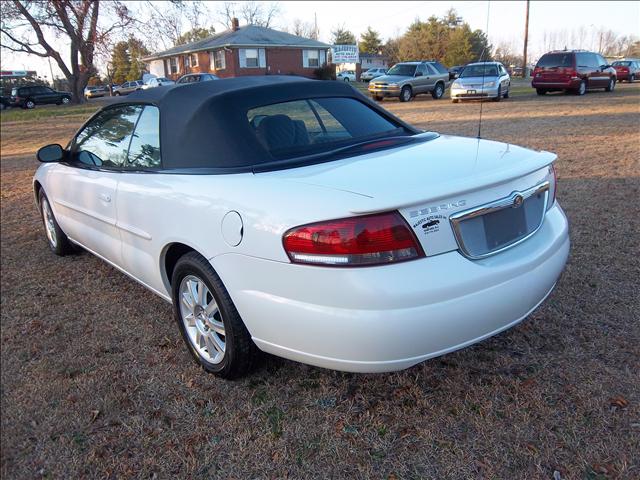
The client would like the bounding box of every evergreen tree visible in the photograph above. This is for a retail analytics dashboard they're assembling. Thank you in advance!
[175,27,216,46]
[127,38,150,81]
[111,41,131,84]
[359,27,383,54]
[331,26,356,45]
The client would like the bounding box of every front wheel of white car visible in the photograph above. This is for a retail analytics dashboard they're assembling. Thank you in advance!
[172,252,259,378]
[39,190,74,256]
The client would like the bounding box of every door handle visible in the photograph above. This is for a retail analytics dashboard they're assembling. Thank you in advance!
[99,193,111,203]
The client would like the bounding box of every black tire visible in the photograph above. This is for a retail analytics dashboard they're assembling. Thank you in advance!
[629,74,635,83]
[431,82,445,99]
[605,77,616,92]
[372,95,383,102]
[399,85,412,102]
[25,99,36,109]
[493,86,502,101]
[504,86,510,98]
[536,88,547,96]
[114,91,121,96]
[171,251,259,379]
[451,98,459,103]
[38,190,74,256]
[576,80,587,95]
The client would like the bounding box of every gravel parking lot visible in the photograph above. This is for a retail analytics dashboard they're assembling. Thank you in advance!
[1,83,639,479]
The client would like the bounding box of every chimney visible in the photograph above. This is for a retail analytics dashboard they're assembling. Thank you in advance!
[231,18,240,31]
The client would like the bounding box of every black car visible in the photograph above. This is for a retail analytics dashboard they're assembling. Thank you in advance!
[11,85,72,109]
[0,96,11,110]
[176,73,219,84]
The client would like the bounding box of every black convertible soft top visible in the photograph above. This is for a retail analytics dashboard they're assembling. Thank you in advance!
[113,76,419,171]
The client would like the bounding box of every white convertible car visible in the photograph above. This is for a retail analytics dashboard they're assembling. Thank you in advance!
[33,77,569,378]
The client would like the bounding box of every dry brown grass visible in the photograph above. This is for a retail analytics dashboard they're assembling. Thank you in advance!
[1,84,639,479]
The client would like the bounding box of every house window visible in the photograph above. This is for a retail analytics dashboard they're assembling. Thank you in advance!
[169,57,178,74]
[303,49,326,68]
[239,48,265,68]
[184,55,191,68]
[210,50,226,70]
[307,50,319,67]
[191,53,199,67]
[245,49,259,67]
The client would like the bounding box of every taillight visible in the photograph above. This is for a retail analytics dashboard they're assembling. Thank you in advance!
[283,211,424,267]
[547,163,557,210]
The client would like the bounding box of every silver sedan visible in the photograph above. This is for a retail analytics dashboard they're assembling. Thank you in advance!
[450,62,510,102]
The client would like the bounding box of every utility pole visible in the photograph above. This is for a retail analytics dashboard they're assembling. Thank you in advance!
[522,0,530,78]
[47,56,55,87]
[314,12,318,40]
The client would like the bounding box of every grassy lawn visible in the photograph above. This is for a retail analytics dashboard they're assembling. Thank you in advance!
[0,102,100,123]
[1,82,639,479]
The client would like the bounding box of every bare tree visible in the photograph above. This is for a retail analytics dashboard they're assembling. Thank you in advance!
[0,0,132,103]
[137,0,208,50]
[287,18,317,39]
[218,1,281,29]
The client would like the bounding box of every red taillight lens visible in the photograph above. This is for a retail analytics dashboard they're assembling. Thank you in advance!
[283,211,424,267]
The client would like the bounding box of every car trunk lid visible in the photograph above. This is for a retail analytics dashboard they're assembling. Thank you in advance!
[263,134,556,257]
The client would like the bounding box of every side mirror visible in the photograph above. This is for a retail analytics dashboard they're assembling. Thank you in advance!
[37,144,64,163]
[414,71,423,77]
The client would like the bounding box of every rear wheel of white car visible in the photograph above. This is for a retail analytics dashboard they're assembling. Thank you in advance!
[38,190,74,256]
[172,252,258,379]
[399,86,412,102]
[431,82,444,99]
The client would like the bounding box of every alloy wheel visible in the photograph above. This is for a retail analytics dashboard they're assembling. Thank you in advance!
[41,198,57,248]
[179,274,226,364]
[62,97,70,104]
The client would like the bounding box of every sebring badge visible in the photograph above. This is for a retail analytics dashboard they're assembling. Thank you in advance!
[409,200,466,218]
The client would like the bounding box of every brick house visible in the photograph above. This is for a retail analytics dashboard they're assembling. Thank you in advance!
[143,20,331,80]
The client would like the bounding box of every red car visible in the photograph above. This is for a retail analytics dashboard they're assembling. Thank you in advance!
[532,50,617,95]
[611,60,639,82]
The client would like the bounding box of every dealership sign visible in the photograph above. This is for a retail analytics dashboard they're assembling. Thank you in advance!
[331,45,359,64]
[0,70,37,77]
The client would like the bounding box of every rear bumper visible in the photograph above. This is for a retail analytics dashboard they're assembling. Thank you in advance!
[532,78,581,89]
[212,203,570,372]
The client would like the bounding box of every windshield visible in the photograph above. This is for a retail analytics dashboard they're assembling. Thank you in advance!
[386,64,417,76]
[247,97,408,160]
[536,53,573,68]
[612,61,631,66]
[460,65,498,78]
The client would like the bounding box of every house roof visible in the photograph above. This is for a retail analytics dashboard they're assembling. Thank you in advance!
[143,25,331,61]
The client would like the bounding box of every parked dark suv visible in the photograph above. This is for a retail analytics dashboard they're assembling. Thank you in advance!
[532,50,616,95]
[10,85,72,109]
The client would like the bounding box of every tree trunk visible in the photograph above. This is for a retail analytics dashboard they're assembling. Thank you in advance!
[68,73,89,104]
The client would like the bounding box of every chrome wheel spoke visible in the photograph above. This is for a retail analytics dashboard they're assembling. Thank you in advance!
[209,318,225,336]
[181,291,195,311]
[197,280,207,306]
[208,333,225,354]
[184,312,196,327]
[204,299,218,316]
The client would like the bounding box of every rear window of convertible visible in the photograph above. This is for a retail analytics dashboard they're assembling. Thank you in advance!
[247,97,405,159]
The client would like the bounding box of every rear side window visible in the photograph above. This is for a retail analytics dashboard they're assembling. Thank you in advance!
[127,106,161,168]
[537,53,573,68]
[72,105,143,168]
[432,62,448,74]
[247,97,403,159]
